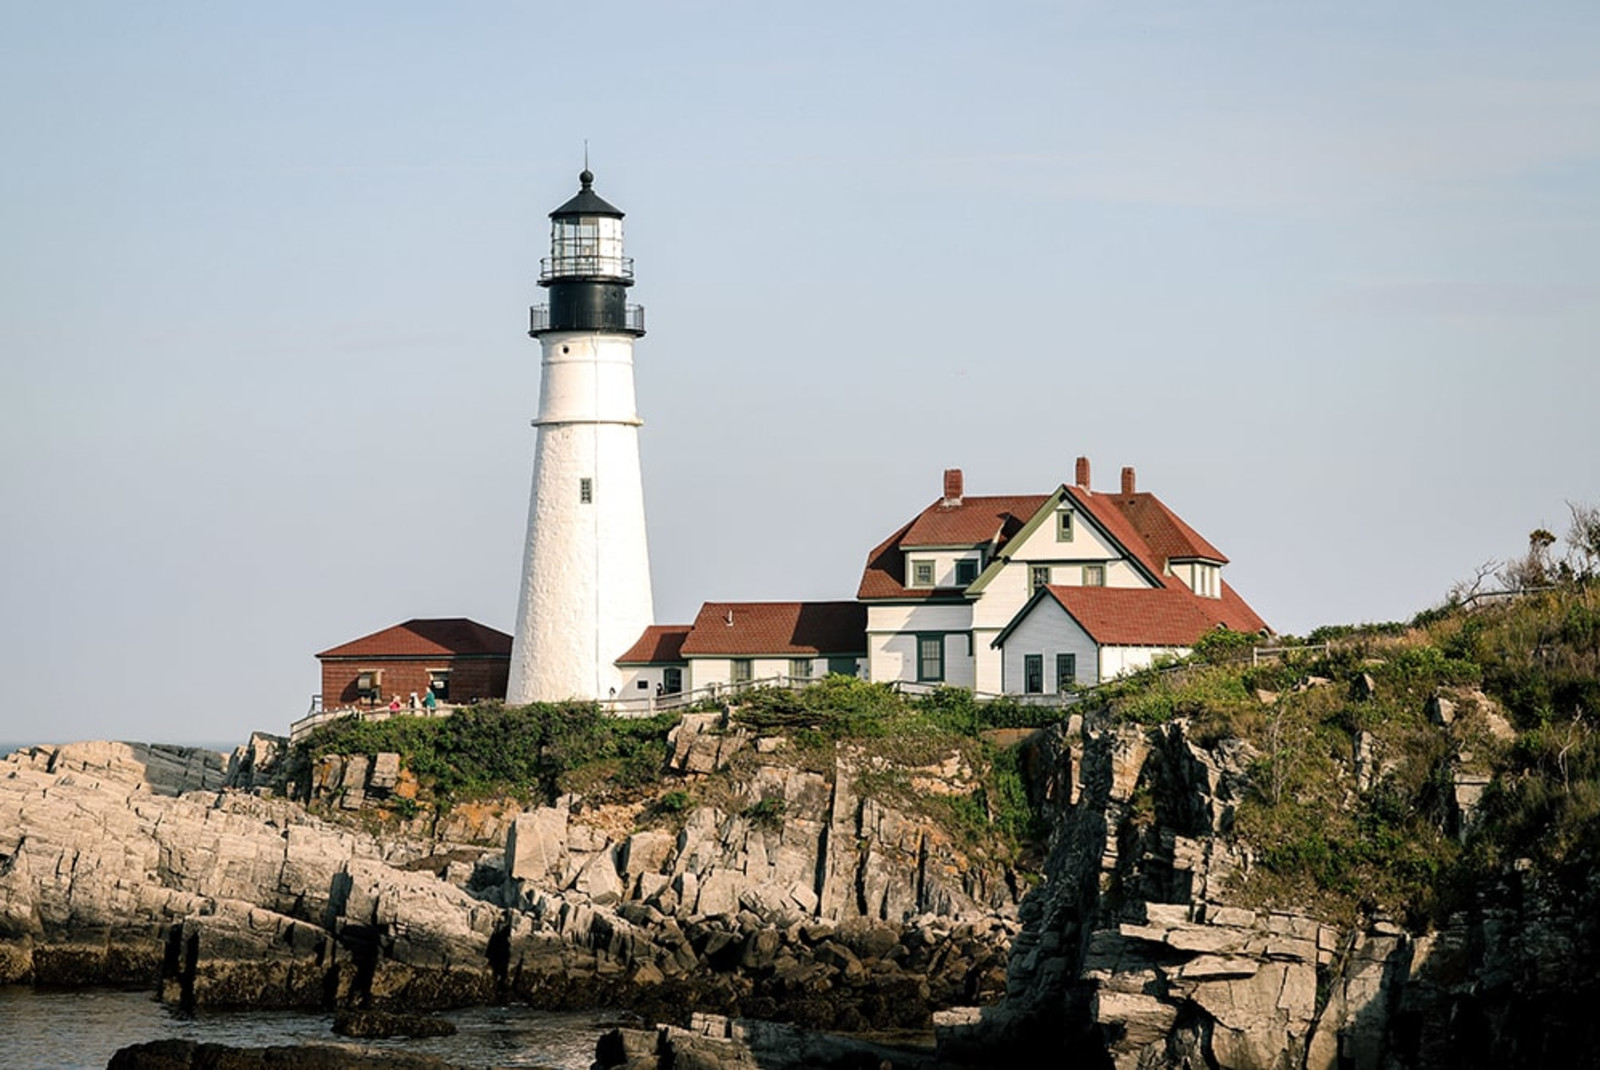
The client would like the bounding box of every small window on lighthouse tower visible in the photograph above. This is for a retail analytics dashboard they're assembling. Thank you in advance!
[579,477,593,504]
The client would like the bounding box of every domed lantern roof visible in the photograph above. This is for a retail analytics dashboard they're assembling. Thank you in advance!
[549,169,624,219]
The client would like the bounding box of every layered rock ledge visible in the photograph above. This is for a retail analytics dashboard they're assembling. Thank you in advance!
[0,729,1018,1033]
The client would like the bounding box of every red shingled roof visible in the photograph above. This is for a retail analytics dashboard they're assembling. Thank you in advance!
[679,601,867,657]
[317,618,512,659]
[901,494,1048,547]
[1038,584,1264,646]
[616,625,692,665]
[860,475,1245,602]
[857,497,1049,600]
[1062,486,1169,586]
[1108,492,1228,564]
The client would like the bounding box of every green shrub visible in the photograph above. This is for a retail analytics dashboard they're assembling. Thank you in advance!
[745,796,787,828]
[1191,628,1258,664]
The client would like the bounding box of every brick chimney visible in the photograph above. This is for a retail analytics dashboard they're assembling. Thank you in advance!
[942,468,964,506]
[1121,466,1137,495]
[1075,456,1091,489]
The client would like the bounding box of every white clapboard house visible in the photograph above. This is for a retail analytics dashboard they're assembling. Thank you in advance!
[616,457,1266,698]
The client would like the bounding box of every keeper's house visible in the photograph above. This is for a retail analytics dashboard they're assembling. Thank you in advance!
[316,618,512,708]
[856,458,1267,693]
[617,601,866,698]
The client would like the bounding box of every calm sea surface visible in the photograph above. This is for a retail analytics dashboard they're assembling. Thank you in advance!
[0,987,611,1069]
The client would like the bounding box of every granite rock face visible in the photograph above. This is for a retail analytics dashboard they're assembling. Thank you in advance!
[0,730,1018,1031]
[943,713,1600,1069]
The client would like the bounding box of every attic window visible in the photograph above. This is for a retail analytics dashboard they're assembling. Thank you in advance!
[911,560,935,587]
[579,477,593,503]
[1056,510,1074,542]
[1083,564,1106,587]
[955,558,979,586]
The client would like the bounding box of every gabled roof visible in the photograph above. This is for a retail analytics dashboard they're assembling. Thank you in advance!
[995,584,1267,649]
[1060,485,1170,587]
[858,496,1048,599]
[616,625,692,666]
[859,472,1243,601]
[678,601,867,658]
[317,618,512,660]
[1108,492,1228,564]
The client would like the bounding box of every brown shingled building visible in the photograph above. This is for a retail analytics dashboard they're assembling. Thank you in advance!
[316,618,511,709]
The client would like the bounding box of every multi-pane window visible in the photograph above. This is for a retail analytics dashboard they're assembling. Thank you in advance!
[912,560,935,587]
[955,558,979,586]
[917,635,944,682]
[662,667,683,694]
[1030,565,1052,592]
[730,659,753,685]
[579,477,593,503]
[789,658,813,681]
[1056,653,1077,691]
[1082,564,1106,587]
[1024,654,1044,694]
[1057,510,1075,541]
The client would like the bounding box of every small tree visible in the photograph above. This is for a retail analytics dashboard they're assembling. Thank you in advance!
[1564,502,1600,582]
[1500,528,1558,590]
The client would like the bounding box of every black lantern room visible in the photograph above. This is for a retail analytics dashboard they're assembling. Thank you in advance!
[529,170,645,337]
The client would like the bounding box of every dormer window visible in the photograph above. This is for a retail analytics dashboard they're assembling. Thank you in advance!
[1056,510,1075,542]
[911,560,935,587]
[955,558,979,586]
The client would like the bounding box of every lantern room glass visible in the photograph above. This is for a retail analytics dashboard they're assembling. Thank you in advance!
[550,216,626,277]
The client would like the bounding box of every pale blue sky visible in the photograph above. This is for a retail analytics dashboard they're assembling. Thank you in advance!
[3,2,1596,745]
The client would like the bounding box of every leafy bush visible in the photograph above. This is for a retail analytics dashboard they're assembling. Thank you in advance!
[744,796,787,827]
[1191,628,1258,664]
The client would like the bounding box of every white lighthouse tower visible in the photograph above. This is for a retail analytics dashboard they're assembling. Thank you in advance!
[507,170,654,703]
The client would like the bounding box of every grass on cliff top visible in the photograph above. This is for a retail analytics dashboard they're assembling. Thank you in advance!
[296,677,1056,865]
[297,701,678,807]
[1092,580,1600,927]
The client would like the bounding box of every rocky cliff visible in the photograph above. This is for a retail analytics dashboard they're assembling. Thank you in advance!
[0,714,1018,1033]
[944,705,1600,1069]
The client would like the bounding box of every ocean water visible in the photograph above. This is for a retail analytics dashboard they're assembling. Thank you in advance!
[0,987,612,1069]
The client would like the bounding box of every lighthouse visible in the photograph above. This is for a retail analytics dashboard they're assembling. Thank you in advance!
[506,170,654,704]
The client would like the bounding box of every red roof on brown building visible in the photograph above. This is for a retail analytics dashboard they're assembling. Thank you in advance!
[317,618,512,660]
[678,601,867,657]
